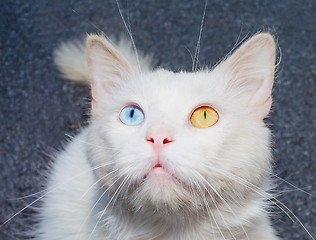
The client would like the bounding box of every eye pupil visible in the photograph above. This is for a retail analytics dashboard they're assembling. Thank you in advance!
[204,111,207,119]
[130,109,135,118]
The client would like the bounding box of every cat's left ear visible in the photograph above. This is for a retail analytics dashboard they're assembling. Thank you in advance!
[86,34,138,117]
[217,33,277,120]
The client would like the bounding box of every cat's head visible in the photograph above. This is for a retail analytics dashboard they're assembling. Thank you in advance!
[86,33,276,215]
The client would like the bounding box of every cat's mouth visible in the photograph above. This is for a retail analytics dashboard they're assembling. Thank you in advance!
[143,163,180,183]
[154,163,162,168]
[144,164,168,178]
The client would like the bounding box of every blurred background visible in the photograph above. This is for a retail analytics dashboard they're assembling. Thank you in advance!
[0,0,315,239]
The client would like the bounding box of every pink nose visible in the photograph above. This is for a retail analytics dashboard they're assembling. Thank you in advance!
[146,137,173,145]
[146,131,174,153]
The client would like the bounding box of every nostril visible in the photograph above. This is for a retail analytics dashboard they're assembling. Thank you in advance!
[163,138,173,144]
[146,137,155,143]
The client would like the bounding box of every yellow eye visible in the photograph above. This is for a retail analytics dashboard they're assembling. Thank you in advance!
[190,106,219,128]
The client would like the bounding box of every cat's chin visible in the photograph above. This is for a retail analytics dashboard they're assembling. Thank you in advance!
[142,165,185,199]
[143,165,180,193]
[126,166,196,214]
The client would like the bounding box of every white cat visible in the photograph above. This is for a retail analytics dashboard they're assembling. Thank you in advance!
[35,32,279,239]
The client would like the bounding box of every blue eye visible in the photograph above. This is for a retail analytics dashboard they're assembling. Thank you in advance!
[119,105,145,126]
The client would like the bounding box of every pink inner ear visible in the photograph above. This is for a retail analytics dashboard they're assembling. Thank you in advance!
[251,96,272,120]
[218,33,276,120]
[86,35,138,118]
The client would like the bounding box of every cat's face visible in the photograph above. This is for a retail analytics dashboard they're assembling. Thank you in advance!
[87,33,276,214]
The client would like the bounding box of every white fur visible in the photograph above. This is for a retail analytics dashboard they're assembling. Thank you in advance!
[53,40,90,83]
[37,33,279,239]
[54,36,153,83]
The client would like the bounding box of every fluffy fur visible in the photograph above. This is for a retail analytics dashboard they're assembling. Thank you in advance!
[53,37,153,83]
[36,33,279,239]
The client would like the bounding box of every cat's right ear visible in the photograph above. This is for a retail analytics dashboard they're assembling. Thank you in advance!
[86,34,138,117]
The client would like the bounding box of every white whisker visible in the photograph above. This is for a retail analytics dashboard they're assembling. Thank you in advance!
[66,134,119,152]
[2,161,115,225]
[81,174,123,234]
[88,175,130,240]
[202,164,315,240]
[7,189,48,201]
[106,171,132,217]
[194,180,227,240]
[2,190,49,226]
[199,180,237,240]
[243,161,315,198]
[71,8,105,35]
[115,0,141,72]
[188,178,200,217]
[196,172,249,240]
[80,168,119,200]
[192,0,208,71]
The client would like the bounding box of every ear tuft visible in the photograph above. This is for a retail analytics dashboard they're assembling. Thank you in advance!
[218,33,277,120]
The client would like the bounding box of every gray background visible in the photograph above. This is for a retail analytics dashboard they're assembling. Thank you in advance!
[0,0,315,239]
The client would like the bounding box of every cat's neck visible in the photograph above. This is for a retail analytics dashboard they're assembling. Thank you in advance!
[92,192,261,240]
[99,203,254,240]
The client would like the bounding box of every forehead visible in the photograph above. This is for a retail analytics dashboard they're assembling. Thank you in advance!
[119,69,227,109]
